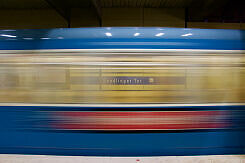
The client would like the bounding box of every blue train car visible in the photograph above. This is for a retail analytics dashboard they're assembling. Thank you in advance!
[0,27,245,156]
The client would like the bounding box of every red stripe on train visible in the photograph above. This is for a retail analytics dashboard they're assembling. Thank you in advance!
[50,111,231,130]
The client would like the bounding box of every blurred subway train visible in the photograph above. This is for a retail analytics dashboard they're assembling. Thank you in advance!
[0,27,245,156]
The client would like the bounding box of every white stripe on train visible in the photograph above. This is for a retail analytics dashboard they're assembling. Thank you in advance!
[0,49,244,54]
[0,103,244,107]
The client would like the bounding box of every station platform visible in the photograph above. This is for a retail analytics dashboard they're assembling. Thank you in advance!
[0,154,244,163]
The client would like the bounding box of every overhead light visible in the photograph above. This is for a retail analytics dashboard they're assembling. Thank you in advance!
[157,28,164,30]
[23,38,33,40]
[134,33,140,36]
[2,30,16,31]
[41,38,51,39]
[0,34,16,38]
[181,33,192,37]
[155,33,165,37]
[105,32,112,37]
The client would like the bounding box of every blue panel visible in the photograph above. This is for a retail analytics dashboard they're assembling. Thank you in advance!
[0,27,244,50]
[0,105,244,156]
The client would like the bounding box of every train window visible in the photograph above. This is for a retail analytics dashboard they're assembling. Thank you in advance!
[34,66,68,90]
[0,50,243,104]
[0,68,19,89]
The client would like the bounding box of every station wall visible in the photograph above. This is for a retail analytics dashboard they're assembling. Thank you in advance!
[0,8,244,30]
[0,9,68,29]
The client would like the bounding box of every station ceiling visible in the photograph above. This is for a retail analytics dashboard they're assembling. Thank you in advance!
[0,0,244,23]
[0,0,229,8]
